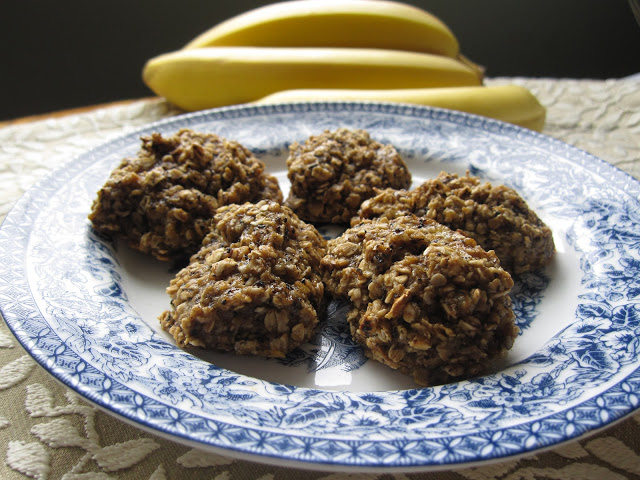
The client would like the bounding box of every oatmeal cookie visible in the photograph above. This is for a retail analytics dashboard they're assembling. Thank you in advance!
[356,171,555,275]
[89,128,282,261]
[322,214,517,386]
[285,128,411,224]
[159,200,326,358]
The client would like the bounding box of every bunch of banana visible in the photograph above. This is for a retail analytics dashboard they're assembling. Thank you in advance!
[142,0,546,131]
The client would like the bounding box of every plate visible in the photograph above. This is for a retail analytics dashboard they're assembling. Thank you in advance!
[1,102,639,472]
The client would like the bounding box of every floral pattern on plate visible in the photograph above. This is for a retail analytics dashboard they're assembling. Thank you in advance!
[1,102,639,470]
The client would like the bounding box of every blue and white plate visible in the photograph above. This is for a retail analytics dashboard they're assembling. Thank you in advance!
[2,102,639,472]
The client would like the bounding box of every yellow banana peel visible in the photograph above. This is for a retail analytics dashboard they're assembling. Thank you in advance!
[254,85,546,131]
[184,0,460,58]
[142,47,483,111]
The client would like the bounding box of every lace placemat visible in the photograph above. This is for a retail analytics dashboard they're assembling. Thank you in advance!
[1,77,639,480]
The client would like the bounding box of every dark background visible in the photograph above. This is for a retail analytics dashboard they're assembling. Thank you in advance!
[2,0,639,121]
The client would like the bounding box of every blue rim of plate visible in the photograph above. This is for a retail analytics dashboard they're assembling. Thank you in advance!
[1,102,640,472]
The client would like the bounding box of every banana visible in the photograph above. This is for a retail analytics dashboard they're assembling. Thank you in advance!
[142,47,483,112]
[184,0,460,58]
[254,85,546,131]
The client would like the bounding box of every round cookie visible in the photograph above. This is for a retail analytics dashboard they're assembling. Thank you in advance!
[285,128,411,224]
[160,200,326,358]
[89,128,282,262]
[322,214,518,386]
[356,171,555,275]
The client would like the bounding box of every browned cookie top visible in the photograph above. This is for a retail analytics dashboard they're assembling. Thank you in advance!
[89,128,282,261]
[160,200,326,358]
[356,171,555,275]
[322,214,517,386]
[285,128,411,224]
